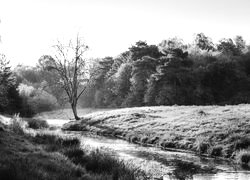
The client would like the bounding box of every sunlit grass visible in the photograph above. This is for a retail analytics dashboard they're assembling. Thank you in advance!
[63,105,250,159]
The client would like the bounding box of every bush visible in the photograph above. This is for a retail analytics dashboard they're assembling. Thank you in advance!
[18,83,58,114]
[24,118,49,129]
[235,150,250,167]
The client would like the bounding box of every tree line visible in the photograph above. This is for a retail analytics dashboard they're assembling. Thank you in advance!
[1,33,250,117]
[80,34,250,107]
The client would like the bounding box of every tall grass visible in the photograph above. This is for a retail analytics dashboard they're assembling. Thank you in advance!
[235,149,250,168]
[0,129,146,180]
[6,112,146,179]
[194,136,210,154]
[32,133,146,180]
[33,133,80,152]
[9,115,49,135]
[0,153,86,180]
[9,114,27,134]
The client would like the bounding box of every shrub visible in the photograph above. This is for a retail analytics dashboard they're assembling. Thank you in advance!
[24,118,49,129]
[235,150,250,167]
[18,83,58,114]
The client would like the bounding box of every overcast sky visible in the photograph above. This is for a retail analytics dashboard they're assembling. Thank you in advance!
[0,0,250,66]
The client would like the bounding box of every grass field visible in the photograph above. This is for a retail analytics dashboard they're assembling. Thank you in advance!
[63,105,250,162]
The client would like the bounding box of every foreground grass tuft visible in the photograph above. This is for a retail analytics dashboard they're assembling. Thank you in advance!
[235,149,250,168]
[9,114,27,134]
[63,148,146,180]
[9,116,49,134]
[208,145,223,157]
[234,137,250,150]
[194,136,210,154]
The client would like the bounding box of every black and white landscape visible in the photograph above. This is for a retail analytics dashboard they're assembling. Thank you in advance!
[1,0,250,179]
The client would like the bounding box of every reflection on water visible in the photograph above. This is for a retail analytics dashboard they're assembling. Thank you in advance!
[193,172,250,180]
[46,119,71,127]
[65,131,250,180]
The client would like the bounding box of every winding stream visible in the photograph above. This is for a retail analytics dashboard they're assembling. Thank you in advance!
[47,119,250,180]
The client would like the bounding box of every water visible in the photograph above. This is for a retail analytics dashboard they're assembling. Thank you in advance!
[74,132,250,180]
[46,119,250,180]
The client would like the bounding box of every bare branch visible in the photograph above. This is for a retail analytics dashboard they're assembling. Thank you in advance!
[40,35,89,120]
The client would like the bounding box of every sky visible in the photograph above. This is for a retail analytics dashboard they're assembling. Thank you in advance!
[0,0,250,66]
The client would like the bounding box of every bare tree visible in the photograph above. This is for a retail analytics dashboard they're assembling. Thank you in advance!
[39,35,89,120]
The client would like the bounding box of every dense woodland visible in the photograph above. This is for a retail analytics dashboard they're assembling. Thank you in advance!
[1,33,250,116]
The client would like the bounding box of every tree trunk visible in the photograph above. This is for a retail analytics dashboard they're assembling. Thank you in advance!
[71,103,80,120]
[71,37,80,121]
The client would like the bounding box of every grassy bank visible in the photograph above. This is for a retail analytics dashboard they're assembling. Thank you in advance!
[0,116,145,180]
[63,105,250,164]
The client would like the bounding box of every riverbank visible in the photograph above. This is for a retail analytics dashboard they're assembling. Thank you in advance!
[0,116,145,180]
[62,105,250,165]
